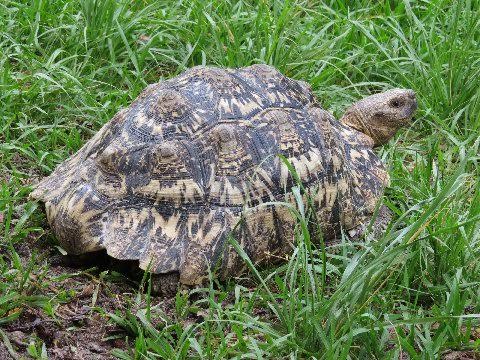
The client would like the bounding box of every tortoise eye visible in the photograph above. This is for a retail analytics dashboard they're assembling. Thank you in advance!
[390,99,402,108]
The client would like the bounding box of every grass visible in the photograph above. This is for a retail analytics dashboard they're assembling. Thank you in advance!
[1,0,480,358]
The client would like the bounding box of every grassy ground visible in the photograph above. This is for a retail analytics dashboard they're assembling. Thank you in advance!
[1,0,480,358]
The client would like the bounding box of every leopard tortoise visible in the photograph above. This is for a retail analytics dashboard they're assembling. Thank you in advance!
[30,65,417,289]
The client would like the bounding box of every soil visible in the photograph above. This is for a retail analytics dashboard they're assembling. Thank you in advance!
[0,342,14,360]
[0,237,178,360]
[443,351,480,360]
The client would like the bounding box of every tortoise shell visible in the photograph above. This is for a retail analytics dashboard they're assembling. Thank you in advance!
[30,65,388,285]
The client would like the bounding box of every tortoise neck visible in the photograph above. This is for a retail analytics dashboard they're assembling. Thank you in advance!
[340,109,376,147]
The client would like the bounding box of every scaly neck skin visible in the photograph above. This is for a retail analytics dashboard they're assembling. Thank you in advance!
[340,110,389,148]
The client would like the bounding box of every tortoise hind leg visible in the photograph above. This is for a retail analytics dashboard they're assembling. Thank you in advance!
[150,272,180,297]
[347,205,393,241]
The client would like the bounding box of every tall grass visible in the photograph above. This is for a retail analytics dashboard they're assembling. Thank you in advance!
[1,0,479,358]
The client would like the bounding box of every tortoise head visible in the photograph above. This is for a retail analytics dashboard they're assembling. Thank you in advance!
[340,89,417,147]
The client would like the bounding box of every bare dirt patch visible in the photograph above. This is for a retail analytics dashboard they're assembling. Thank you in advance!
[1,264,131,359]
[443,350,480,360]
[0,237,177,359]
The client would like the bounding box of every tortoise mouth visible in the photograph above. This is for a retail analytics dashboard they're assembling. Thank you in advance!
[400,100,418,125]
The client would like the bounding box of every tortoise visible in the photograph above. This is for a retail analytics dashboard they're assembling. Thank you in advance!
[30,65,417,293]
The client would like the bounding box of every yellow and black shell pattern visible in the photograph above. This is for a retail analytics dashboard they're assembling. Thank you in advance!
[30,65,389,285]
